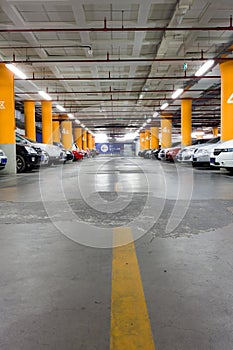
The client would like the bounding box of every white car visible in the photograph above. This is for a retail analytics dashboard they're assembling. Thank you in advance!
[0,149,7,170]
[192,140,222,167]
[176,137,220,163]
[16,133,66,165]
[210,139,233,173]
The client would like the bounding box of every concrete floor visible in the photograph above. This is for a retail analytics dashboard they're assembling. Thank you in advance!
[0,156,233,349]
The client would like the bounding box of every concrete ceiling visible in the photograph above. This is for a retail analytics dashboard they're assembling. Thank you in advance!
[1,0,233,136]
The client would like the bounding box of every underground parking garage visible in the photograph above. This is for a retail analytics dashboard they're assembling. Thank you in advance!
[1,1,233,349]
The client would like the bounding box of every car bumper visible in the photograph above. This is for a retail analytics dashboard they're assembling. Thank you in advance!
[210,154,233,168]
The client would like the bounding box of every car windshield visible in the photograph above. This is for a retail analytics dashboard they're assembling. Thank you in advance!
[206,137,220,144]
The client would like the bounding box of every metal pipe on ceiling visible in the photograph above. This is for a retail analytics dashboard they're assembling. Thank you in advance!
[0,16,232,32]
[15,75,220,81]
[15,88,219,95]
[4,57,233,64]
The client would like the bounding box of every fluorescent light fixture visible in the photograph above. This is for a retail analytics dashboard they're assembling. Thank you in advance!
[80,124,85,128]
[38,90,52,100]
[195,60,215,77]
[5,63,27,79]
[171,88,184,99]
[146,118,152,123]
[142,123,147,127]
[75,119,80,124]
[56,104,66,112]
[67,113,74,119]
[160,102,169,110]
[139,93,144,99]
[153,112,159,118]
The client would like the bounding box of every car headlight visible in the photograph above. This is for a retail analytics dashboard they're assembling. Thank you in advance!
[25,146,37,154]
[223,148,233,152]
[196,149,208,155]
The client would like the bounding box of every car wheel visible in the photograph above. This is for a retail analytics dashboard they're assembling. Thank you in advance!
[16,155,26,173]
[225,167,233,174]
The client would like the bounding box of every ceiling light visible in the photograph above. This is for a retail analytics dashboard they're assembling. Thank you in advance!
[80,124,85,128]
[75,119,80,124]
[139,93,144,99]
[160,102,169,110]
[171,88,184,99]
[38,90,52,100]
[67,113,74,119]
[146,118,152,123]
[142,123,147,127]
[56,104,66,112]
[153,112,159,118]
[195,60,215,77]
[5,63,27,79]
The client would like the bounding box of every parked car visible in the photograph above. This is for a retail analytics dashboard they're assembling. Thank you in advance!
[210,139,233,173]
[0,149,7,170]
[192,140,222,167]
[53,142,74,163]
[151,147,161,160]
[16,143,41,173]
[143,149,152,159]
[16,133,66,165]
[176,137,219,163]
[166,146,182,162]
[72,149,84,161]
[158,148,167,160]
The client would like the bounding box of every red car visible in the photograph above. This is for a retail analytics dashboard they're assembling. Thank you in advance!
[72,150,84,161]
[166,146,181,162]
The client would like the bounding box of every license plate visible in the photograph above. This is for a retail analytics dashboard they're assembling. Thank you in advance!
[1,158,7,164]
[210,157,215,164]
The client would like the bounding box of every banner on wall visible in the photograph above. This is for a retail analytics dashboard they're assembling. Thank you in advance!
[95,142,135,156]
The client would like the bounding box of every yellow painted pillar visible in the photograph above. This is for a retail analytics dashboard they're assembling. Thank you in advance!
[161,116,172,148]
[52,114,60,143]
[92,136,95,149]
[150,127,159,149]
[82,130,87,150]
[41,100,53,144]
[212,126,218,137]
[145,129,151,149]
[0,63,16,173]
[220,60,233,141]
[61,120,73,149]
[181,99,192,146]
[74,127,82,150]
[140,132,145,150]
[24,100,36,141]
[87,132,93,149]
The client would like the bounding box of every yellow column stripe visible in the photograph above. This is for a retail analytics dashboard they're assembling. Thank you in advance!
[110,226,156,350]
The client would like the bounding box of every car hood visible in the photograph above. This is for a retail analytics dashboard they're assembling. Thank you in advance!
[196,141,222,152]
[214,139,233,149]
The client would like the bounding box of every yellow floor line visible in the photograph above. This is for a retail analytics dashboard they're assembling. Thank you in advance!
[110,226,156,350]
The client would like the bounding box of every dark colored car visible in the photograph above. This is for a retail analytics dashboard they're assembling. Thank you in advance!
[16,143,41,173]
